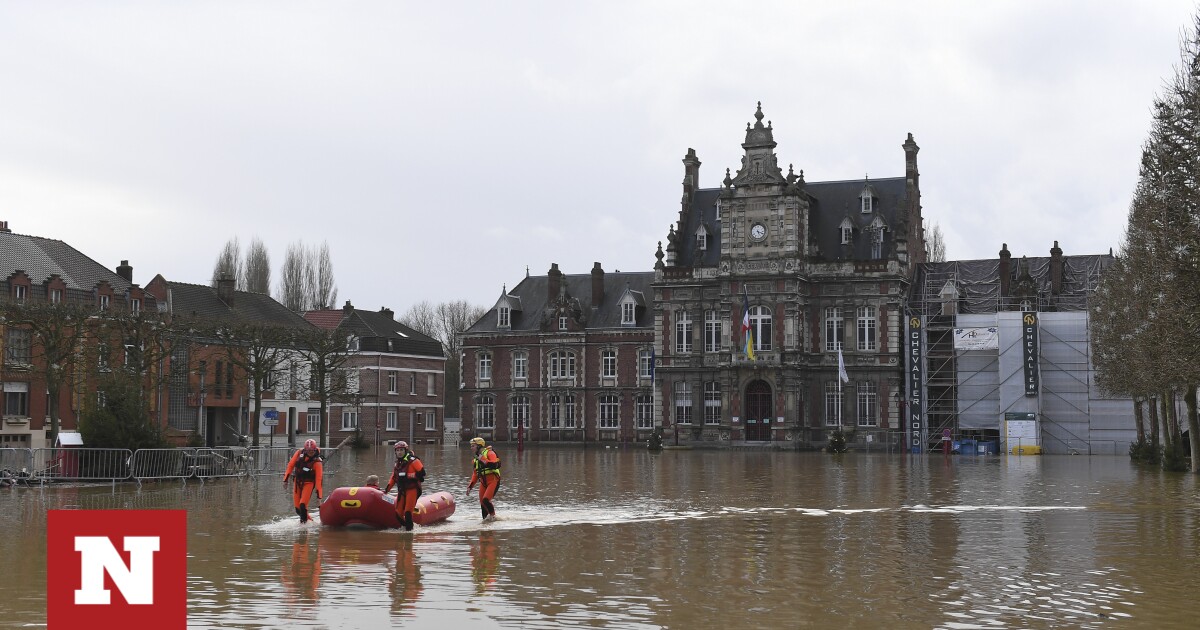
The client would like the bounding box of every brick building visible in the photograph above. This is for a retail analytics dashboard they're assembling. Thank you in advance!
[304,302,446,445]
[1,221,156,448]
[459,264,655,444]
[653,104,926,447]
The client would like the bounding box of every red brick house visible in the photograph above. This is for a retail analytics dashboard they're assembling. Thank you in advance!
[304,302,446,445]
[459,263,655,445]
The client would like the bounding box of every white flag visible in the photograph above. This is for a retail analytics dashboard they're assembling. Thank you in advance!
[837,349,849,384]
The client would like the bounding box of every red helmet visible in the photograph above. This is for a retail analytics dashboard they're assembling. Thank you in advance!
[304,438,318,451]
[394,441,409,451]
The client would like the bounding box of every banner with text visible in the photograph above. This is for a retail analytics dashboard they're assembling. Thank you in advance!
[1022,312,1040,396]
[907,315,925,452]
[953,327,999,351]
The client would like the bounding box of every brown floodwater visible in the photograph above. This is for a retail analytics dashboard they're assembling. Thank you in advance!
[2,446,1198,629]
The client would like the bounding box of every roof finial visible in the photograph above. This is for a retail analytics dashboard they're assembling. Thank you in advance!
[754,101,764,124]
[723,168,733,188]
[787,164,796,184]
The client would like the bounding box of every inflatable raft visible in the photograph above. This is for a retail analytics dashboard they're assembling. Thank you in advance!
[319,486,455,529]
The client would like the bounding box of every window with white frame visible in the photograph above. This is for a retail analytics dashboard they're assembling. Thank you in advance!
[3,382,29,416]
[427,373,435,395]
[599,394,619,429]
[346,335,359,351]
[13,284,26,302]
[97,345,111,371]
[704,381,721,425]
[564,394,577,428]
[824,382,844,426]
[498,306,510,328]
[96,389,107,408]
[636,394,653,429]
[549,394,561,428]
[622,302,636,325]
[674,381,692,424]
[5,328,31,365]
[478,353,492,381]
[386,409,398,431]
[857,305,877,351]
[675,310,692,353]
[696,226,708,251]
[601,350,617,378]
[638,350,653,378]
[476,395,495,429]
[704,310,721,352]
[559,315,568,331]
[99,294,110,310]
[513,351,528,380]
[825,307,844,352]
[130,298,140,315]
[307,409,321,433]
[549,351,576,379]
[857,381,878,427]
[750,305,772,352]
[388,371,398,393]
[861,191,873,213]
[510,395,530,428]
[425,411,436,431]
[840,225,853,245]
[870,227,884,259]
[410,373,417,394]
[50,288,62,304]
[341,410,359,431]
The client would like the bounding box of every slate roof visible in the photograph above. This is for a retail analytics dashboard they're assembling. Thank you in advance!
[304,308,444,357]
[467,270,655,334]
[0,230,134,294]
[167,281,313,328]
[674,177,910,267]
[911,253,1115,315]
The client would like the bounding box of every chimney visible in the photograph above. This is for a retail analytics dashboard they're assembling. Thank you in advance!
[591,262,605,306]
[116,260,133,283]
[1049,241,1063,295]
[343,300,354,314]
[216,273,235,305]
[380,306,394,320]
[547,263,562,302]
[998,243,1011,299]
[0,220,10,233]
[903,133,920,189]
[682,148,701,194]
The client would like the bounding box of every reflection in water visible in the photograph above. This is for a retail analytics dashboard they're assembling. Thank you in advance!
[390,536,423,615]
[281,531,321,605]
[470,531,499,596]
[1,449,1198,628]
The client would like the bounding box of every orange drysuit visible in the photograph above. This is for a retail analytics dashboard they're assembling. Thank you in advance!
[284,447,324,522]
[386,452,425,530]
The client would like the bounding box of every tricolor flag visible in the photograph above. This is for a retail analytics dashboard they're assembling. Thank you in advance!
[837,349,849,384]
[741,290,755,360]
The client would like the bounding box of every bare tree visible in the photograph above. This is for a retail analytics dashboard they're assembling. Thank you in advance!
[401,301,439,339]
[210,321,296,446]
[925,220,947,263]
[211,237,244,290]
[278,241,308,312]
[402,300,486,417]
[0,300,92,444]
[313,242,338,309]
[293,327,352,448]
[243,237,272,294]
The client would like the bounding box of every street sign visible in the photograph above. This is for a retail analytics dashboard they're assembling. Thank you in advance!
[263,409,279,419]
[263,418,278,427]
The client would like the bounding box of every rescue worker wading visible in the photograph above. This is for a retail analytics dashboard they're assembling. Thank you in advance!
[283,439,324,523]
[465,437,501,521]
[384,441,425,531]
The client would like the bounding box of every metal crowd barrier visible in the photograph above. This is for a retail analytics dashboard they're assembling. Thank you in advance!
[130,448,196,480]
[33,448,132,482]
[0,447,33,474]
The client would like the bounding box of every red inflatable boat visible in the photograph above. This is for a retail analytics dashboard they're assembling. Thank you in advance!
[318,487,455,529]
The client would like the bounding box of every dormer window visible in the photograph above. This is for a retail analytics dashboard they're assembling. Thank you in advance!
[99,294,110,310]
[49,289,62,304]
[622,302,635,325]
[861,193,873,213]
[696,226,708,251]
[868,220,887,259]
[839,219,854,245]
[559,315,568,331]
[130,298,140,315]
[346,335,360,352]
[498,306,510,328]
[13,285,26,302]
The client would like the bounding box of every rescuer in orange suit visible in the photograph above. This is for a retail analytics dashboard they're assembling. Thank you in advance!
[384,441,425,531]
[465,437,501,520]
[283,438,324,523]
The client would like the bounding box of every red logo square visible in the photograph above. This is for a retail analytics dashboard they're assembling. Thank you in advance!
[47,510,187,629]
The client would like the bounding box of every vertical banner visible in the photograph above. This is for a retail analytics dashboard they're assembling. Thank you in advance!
[1022,312,1039,396]
[907,315,925,453]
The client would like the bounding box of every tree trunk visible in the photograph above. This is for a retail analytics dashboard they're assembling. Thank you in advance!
[1186,385,1200,473]
[252,387,262,447]
[1149,395,1161,453]
[1133,398,1145,443]
[1160,392,1174,447]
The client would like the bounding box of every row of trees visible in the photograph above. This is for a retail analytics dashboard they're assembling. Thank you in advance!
[1,298,357,450]
[1091,12,1200,472]
[401,300,487,417]
[211,237,338,312]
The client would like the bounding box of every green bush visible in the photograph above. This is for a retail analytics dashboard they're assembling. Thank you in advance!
[827,429,848,454]
[79,374,169,451]
[1128,436,1157,463]
[1161,440,1189,472]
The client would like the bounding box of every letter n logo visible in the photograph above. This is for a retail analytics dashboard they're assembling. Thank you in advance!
[47,510,187,629]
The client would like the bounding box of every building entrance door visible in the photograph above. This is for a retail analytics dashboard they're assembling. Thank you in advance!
[744,380,772,441]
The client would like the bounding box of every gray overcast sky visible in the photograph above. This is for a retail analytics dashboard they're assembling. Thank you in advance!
[2,2,1197,313]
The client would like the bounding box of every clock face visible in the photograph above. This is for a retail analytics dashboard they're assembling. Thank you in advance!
[750,223,766,242]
